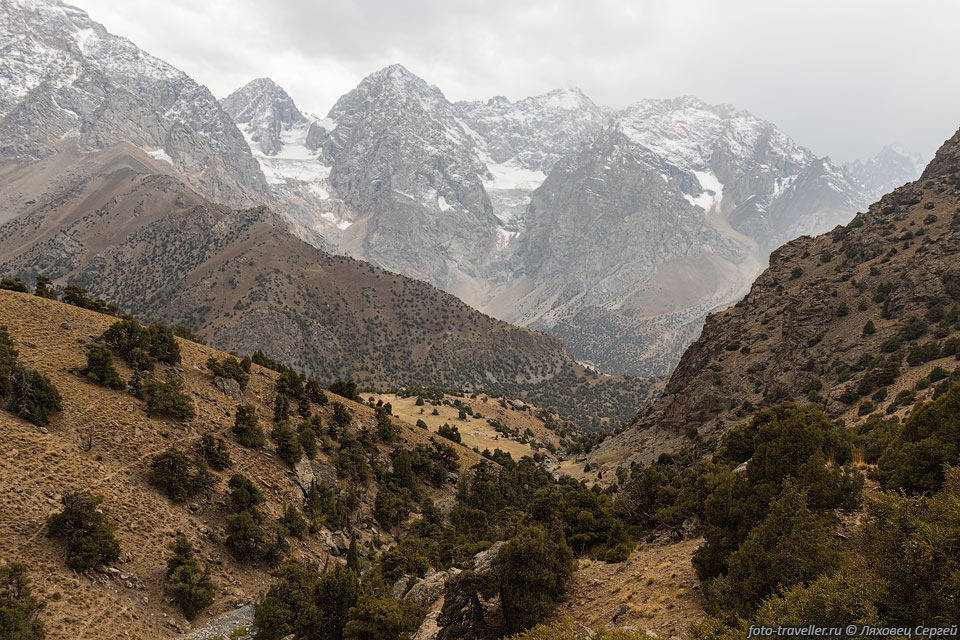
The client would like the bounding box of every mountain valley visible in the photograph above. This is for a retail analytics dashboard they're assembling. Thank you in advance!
[3,1,960,639]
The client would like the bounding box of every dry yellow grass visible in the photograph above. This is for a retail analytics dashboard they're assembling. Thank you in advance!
[369,392,563,463]
[557,536,705,638]
[0,289,484,639]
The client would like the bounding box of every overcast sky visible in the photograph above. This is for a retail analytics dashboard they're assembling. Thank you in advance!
[71,0,959,163]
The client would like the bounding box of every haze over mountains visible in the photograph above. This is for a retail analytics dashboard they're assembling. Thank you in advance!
[0,0,925,384]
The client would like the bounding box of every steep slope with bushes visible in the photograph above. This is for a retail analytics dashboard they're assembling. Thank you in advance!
[591,127,960,466]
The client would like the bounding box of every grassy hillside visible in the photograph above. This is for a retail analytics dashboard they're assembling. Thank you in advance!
[0,289,486,639]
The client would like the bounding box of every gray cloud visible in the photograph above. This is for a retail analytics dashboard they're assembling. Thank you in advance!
[72,0,960,162]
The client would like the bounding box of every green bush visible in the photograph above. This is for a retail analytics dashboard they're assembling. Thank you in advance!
[346,535,360,573]
[225,511,264,559]
[297,417,320,460]
[263,524,291,568]
[0,562,45,640]
[332,401,352,429]
[166,536,214,621]
[34,275,57,300]
[101,316,180,371]
[343,596,425,640]
[174,325,205,344]
[6,365,62,427]
[437,423,461,444]
[146,323,180,366]
[84,344,125,389]
[0,277,28,293]
[329,378,361,402]
[494,524,575,634]
[0,326,17,398]
[303,483,346,532]
[753,570,879,626]
[875,381,960,493]
[376,407,400,441]
[304,378,328,405]
[46,491,120,572]
[253,561,360,640]
[693,404,862,610]
[149,449,212,503]
[144,372,195,420]
[271,421,303,467]
[197,433,232,471]
[708,484,842,616]
[228,474,264,514]
[206,356,249,391]
[0,327,61,426]
[280,505,307,540]
[273,393,290,423]
[62,286,118,315]
[233,404,265,448]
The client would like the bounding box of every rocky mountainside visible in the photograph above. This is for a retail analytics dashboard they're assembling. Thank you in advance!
[227,73,873,377]
[321,64,500,292]
[493,96,871,375]
[846,144,926,199]
[221,68,614,304]
[456,87,610,244]
[0,0,268,207]
[588,126,960,467]
[0,142,659,427]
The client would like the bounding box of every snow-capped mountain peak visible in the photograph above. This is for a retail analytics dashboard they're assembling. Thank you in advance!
[0,0,268,207]
[221,77,308,156]
[456,86,608,173]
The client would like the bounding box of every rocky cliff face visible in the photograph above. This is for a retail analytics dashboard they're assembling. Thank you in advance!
[321,64,500,290]
[493,96,871,375]
[588,126,960,466]
[0,0,268,207]
[456,87,609,173]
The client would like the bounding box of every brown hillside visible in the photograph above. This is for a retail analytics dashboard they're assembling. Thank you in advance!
[369,391,575,465]
[0,144,659,428]
[0,289,487,639]
[590,127,960,467]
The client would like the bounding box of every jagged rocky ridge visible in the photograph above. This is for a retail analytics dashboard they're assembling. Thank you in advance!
[588,126,960,466]
[228,73,875,375]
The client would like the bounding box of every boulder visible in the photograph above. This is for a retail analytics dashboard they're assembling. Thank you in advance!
[391,576,408,599]
[682,513,703,538]
[293,459,338,495]
[214,376,242,401]
[471,541,505,574]
[404,570,449,609]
